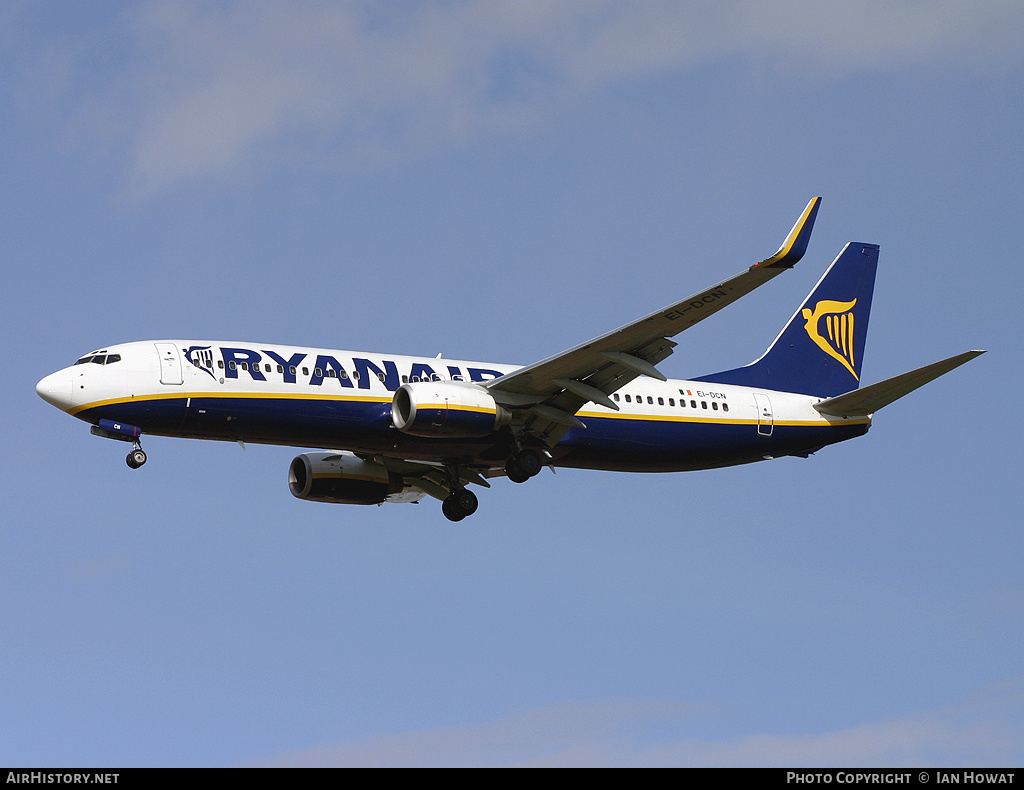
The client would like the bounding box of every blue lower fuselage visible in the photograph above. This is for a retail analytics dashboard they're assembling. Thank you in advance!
[74,393,868,473]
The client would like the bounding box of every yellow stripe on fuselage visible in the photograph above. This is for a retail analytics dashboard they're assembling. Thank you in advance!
[70,390,869,429]
[575,408,868,428]
[68,390,392,416]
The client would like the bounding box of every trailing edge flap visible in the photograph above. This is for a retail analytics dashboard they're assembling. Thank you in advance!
[813,350,985,417]
[368,457,493,501]
[486,198,820,442]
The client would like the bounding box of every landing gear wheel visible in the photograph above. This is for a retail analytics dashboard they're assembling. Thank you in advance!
[454,488,478,516]
[516,449,543,477]
[442,488,478,522]
[126,448,147,469]
[441,497,464,521]
[505,457,530,483]
[506,449,543,482]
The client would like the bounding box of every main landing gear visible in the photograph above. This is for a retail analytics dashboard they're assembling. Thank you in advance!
[126,444,147,469]
[442,487,478,522]
[442,447,545,521]
[505,448,543,483]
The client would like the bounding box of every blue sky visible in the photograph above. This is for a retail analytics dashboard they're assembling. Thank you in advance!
[3,1,1023,767]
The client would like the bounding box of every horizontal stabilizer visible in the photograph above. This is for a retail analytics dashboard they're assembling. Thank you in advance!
[813,350,985,417]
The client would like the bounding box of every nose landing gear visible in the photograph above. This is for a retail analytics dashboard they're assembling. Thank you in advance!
[90,419,147,470]
[126,445,147,469]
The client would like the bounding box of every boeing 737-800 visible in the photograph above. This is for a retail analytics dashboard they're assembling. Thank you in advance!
[36,198,982,521]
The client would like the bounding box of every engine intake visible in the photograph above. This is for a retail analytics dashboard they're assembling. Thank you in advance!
[391,381,510,438]
[289,452,403,505]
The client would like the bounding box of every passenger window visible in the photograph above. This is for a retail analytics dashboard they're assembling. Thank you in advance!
[712,402,718,410]
[277,365,283,373]
[657,397,664,406]
[289,366,296,375]
[315,368,323,377]
[340,371,348,379]
[265,364,272,373]
[402,375,409,383]
[302,367,309,376]
[701,401,707,409]
[647,396,653,404]
[690,400,696,408]
[229,361,237,370]
[613,393,620,402]
[723,403,729,412]
[668,398,674,406]
[378,373,386,382]
[353,371,360,380]
[625,394,631,403]
[327,369,336,378]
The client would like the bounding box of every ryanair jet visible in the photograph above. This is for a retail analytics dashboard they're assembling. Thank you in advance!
[36,199,983,521]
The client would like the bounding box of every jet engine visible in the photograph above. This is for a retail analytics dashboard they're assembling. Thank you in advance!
[391,381,510,438]
[288,451,404,505]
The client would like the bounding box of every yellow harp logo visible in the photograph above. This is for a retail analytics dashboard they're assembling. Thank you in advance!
[802,299,859,380]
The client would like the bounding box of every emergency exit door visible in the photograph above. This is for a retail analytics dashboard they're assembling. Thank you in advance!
[754,392,773,436]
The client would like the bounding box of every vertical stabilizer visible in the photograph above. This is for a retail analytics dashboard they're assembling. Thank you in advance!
[694,242,879,397]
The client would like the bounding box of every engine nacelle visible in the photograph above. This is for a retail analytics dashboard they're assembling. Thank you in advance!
[288,451,403,505]
[391,381,510,438]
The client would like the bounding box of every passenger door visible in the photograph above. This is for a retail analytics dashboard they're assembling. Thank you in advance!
[155,343,183,385]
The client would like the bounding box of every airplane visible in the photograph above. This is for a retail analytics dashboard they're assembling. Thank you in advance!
[36,198,983,521]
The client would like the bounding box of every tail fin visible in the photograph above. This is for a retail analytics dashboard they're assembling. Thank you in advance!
[694,242,880,397]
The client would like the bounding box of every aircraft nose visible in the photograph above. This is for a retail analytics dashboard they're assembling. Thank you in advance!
[36,370,73,411]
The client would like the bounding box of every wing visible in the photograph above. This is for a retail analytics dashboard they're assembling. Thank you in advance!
[485,197,822,445]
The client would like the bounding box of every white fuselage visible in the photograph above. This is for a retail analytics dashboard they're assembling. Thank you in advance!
[37,340,870,474]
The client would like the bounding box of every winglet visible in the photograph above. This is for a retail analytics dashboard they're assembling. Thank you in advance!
[754,196,821,270]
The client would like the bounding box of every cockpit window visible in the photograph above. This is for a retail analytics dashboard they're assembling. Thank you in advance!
[74,353,122,366]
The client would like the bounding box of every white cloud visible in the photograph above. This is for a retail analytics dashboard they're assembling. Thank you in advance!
[34,0,1024,193]
[252,681,1024,767]
[252,699,704,767]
